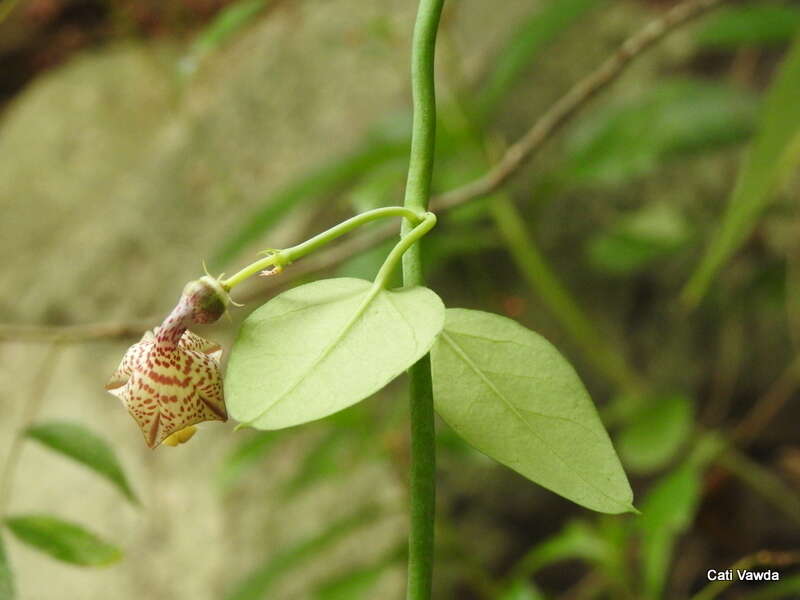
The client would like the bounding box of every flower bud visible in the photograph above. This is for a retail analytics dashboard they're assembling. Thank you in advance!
[181,275,229,325]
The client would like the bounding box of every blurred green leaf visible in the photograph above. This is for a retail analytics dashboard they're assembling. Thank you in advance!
[312,546,401,600]
[640,462,701,597]
[181,0,271,77]
[227,278,444,429]
[422,227,500,279]
[745,574,800,600]
[345,160,405,214]
[211,138,408,268]
[586,204,691,275]
[683,35,800,306]
[499,579,546,600]
[224,506,381,600]
[478,0,600,115]
[431,308,635,514]
[563,79,757,185]
[336,239,398,285]
[4,515,121,567]
[512,519,610,576]
[281,423,370,499]
[618,394,693,474]
[697,4,800,49]
[0,535,13,600]
[639,434,724,597]
[25,421,138,504]
[217,430,285,493]
[313,566,384,600]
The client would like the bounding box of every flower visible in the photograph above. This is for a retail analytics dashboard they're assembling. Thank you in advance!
[162,425,198,447]
[105,276,230,448]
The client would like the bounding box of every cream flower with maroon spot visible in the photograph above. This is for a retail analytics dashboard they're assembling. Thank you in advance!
[105,276,229,448]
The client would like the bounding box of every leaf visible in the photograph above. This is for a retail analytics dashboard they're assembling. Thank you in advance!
[639,462,701,597]
[216,430,285,493]
[430,308,634,514]
[4,515,122,567]
[745,574,800,600]
[181,0,271,77]
[499,579,546,600]
[683,35,800,306]
[585,204,691,276]
[639,434,723,597]
[313,565,384,600]
[25,421,138,504]
[617,394,693,474]
[478,0,599,115]
[697,4,800,49]
[211,139,407,268]
[336,239,399,286]
[227,278,445,430]
[312,546,402,600]
[563,79,757,185]
[0,535,13,600]
[224,506,381,600]
[512,519,610,575]
[281,410,373,499]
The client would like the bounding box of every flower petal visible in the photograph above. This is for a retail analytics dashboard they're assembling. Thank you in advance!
[180,330,222,359]
[105,331,154,390]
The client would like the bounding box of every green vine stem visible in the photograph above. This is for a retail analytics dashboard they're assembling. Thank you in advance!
[374,212,437,290]
[221,206,424,290]
[402,1,444,599]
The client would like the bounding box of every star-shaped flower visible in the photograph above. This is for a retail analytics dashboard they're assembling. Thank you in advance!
[105,276,229,448]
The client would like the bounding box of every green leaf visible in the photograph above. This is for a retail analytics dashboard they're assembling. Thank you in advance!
[216,430,285,493]
[25,421,138,504]
[617,394,693,474]
[639,462,701,597]
[585,204,691,276]
[639,434,723,597]
[499,579,546,600]
[478,0,599,115]
[336,239,399,286]
[563,79,757,185]
[430,308,634,514]
[683,35,800,306]
[181,0,271,77]
[227,278,445,429]
[5,515,122,567]
[0,535,14,600]
[224,506,381,600]
[281,411,373,499]
[512,519,610,575]
[211,139,407,269]
[745,574,800,600]
[697,4,800,49]
[312,547,401,600]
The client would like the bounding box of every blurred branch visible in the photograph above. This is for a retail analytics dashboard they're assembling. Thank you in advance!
[733,355,800,446]
[433,0,725,212]
[0,319,155,343]
[691,550,800,600]
[0,0,724,344]
[718,447,800,527]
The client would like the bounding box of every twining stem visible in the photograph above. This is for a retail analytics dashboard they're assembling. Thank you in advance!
[374,213,437,289]
[402,1,444,599]
[221,206,423,290]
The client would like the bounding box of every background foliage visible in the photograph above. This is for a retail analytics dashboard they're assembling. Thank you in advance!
[1,0,800,598]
